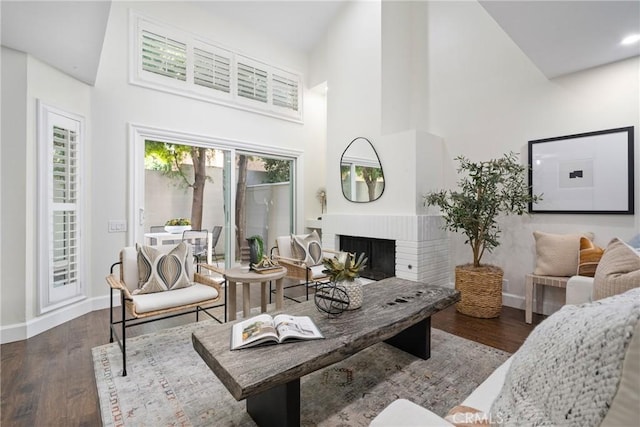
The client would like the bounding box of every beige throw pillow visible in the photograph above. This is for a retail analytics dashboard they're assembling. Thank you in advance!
[533,231,593,277]
[136,242,192,294]
[291,230,323,266]
[593,237,640,300]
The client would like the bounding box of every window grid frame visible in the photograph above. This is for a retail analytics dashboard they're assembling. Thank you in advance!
[131,11,303,123]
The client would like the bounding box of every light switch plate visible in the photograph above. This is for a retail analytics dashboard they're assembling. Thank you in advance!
[108,220,127,233]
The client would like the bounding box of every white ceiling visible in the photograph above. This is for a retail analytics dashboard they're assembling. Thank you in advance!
[1,1,639,85]
[479,1,640,78]
[193,1,346,52]
[1,1,111,85]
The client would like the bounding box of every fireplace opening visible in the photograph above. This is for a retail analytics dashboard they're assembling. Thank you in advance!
[339,235,395,280]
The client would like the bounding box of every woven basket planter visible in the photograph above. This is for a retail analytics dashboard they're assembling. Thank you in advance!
[454,264,503,318]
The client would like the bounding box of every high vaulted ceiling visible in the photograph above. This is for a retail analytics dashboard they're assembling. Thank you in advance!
[479,1,640,78]
[1,1,639,86]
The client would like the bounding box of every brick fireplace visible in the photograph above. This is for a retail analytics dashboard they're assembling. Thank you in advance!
[321,214,450,286]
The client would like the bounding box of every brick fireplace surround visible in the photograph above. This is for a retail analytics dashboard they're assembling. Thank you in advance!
[321,214,450,286]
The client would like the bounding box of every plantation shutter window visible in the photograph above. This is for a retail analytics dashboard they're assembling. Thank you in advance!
[194,46,231,93]
[132,13,303,121]
[52,126,79,289]
[141,30,187,81]
[38,102,85,313]
[272,72,299,111]
[237,60,268,103]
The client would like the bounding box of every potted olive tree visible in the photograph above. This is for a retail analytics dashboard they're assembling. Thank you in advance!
[424,152,541,318]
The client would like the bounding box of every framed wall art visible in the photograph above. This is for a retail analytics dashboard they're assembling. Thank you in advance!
[528,126,634,214]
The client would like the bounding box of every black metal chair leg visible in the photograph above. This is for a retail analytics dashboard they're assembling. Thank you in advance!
[109,288,114,343]
[121,293,127,377]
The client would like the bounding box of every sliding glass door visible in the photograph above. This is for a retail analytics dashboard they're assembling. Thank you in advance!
[234,152,294,263]
[133,127,296,269]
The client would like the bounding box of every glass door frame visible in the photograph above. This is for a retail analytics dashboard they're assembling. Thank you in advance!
[128,124,303,267]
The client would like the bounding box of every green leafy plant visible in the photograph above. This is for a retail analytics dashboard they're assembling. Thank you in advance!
[424,152,541,268]
[247,235,264,260]
[165,218,191,226]
[322,252,368,282]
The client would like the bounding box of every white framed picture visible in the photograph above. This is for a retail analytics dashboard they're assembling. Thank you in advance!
[528,126,634,214]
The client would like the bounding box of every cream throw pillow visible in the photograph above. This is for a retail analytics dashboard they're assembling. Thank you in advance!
[533,231,593,276]
[136,242,192,294]
[593,237,640,300]
[291,230,323,266]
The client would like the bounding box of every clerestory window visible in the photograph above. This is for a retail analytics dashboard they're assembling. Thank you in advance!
[131,11,303,122]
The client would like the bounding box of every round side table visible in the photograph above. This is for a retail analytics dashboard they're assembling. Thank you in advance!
[225,266,288,320]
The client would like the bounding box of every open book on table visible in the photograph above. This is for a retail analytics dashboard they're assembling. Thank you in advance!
[231,313,324,350]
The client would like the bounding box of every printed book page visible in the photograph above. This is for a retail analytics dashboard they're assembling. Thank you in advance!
[273,314,323,342]
[231,313,323,350]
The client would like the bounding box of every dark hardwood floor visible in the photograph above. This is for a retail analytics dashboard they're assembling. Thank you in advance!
[1,284,544,427]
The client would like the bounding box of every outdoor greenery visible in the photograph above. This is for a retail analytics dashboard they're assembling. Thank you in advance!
[322,252,368,282]
[356,166,384,201]
[263,158,291,183]
[165,218,191,226]
[247,234,264,261]
[424,152,541,268]
[145,141,214,229]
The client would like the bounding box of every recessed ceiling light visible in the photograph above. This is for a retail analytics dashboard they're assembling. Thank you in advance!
[621,34,640,45]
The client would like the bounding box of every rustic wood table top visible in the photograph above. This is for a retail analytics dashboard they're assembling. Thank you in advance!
[192,277,459,401]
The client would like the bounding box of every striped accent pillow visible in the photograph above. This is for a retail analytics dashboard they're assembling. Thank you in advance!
[135,242,191,294]
[593,238,640,300]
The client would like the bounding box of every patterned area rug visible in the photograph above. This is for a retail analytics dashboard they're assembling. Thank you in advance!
[93,320,510,426]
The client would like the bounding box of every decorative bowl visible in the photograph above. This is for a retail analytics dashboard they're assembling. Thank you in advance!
[164,225,192,234]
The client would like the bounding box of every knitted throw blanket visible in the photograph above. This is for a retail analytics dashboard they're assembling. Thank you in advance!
[490,288,640,426]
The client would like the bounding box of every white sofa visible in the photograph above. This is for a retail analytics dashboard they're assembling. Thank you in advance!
[370,357,514,426]
[371,279,640,426]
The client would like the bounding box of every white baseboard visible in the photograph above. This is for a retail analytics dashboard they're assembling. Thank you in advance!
[503,291,564,317]
[0,293,121,344]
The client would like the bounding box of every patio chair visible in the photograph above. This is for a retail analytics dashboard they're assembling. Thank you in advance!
[107,242,226,376]
[183,229,208,272]
[209,225,223,266]
[270,231,341,302]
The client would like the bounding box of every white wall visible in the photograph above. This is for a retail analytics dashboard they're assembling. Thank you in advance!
[1,1,327,341]
[1,47,28,328]
[91,1,326,308]
[315,0,639,314]
[422,1,639,312]
[322,1,383,216]
[1,48,92,339]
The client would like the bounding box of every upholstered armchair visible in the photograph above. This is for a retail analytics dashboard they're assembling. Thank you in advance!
[106,243,226,376]
[270,231,341,302]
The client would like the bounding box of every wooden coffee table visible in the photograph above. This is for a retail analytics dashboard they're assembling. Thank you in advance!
[192,277,459,427]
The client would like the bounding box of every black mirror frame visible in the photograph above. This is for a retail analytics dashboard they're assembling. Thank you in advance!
[340,136,385,203]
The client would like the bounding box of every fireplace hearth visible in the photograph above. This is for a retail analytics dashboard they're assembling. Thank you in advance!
[340,235,395,280]
[321,214,449,285]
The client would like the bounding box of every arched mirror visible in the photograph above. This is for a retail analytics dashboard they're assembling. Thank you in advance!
[340,137,385,203]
